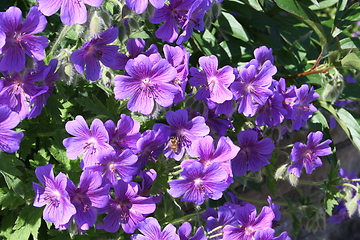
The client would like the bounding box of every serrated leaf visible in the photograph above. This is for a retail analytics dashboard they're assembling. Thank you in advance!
[0,152,24,177]
[325,197,338,215]
[217,12,249,42]
[0,188,25,210]
[0,172,25,198]
[341,53,360,71]
[9,206,42,240]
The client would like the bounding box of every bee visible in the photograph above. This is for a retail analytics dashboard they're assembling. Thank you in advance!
[169,135,179,153]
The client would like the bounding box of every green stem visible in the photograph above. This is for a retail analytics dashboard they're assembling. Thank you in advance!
[298,180,324,186]
[47,25,74,61]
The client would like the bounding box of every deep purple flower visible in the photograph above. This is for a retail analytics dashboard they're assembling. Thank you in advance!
[0,6,48,72]
[254,228,291,240]
[32,164,76,228]
[138,169,162,204]
[168,161,230,204]
[0,106,24,153]
[37,0,104,26]
[66,170,110,230]
[70,27,125,81]
[28,59,59,119]
[105,114,141,154]
[178,222,206,240]
[231,129,274,177]
[86,149,139,184]
[190,55,235,104]
[267,196,281,222]
[136,129,167,168]
[230,47,277,117]
[0,69,48,120]
[288,131,332,178]
[202,205,238,240]
[131,217,180,240]
[223,203,275,240]
[63,115,113,168]
[114,54,179,115]
[98,180,156,233]
[153,109,210,160]
[126,38,159,60]
[150,0,211,44]
[255,91,287,127]
[126,0,165,14]
[286,84,319,130]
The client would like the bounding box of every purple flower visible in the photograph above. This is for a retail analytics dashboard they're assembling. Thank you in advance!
[86,149,139,184]
[0,70,48,120]
[168,161,230,204]
[150,0,211,44]
[0,106,24,153]
[126,0,165,14]
[131,217,180,240]
[178,222,206,240]
[66,170,110,230]
[32,164,76,228]
[230,47,277,117]
[254,228,291,240]
[267,196,281,222]
[63,115,113,168]
[231,129,274,177]
[288,131,332,178]
[190,55,235,104]
[153,109,210,160]
[164,44,190,103]
[28,59,59,119]
[255,91,287,127]
[126,38,159,60]
[202,205,238,239]
[223,203,275,240]
[98,180,156,233]
[136,129,167,168]
[287,84,319,130]
[114,54,179,115]
[0,6,48,72]
[328,200,349,224]
[105,114,141,154]
[37,0,104,26]
[70,27,125,81]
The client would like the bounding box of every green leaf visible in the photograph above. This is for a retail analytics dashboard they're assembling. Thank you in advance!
[0,188,25,210]
[339,37,360,50]
[216,12,249,42]
[265,164,277,196]
[9,206,42,240]
[325,197,338,215]
[274,0,327,46]
[310,110,329,129]
[333,2,360,37]
[341,53,360,71]
[0,172,25,198]
[0,152,24,177]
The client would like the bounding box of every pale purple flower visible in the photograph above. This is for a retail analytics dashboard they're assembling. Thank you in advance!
[70,27,125,81]
[32,164,76,228]
[63,115,113,168]
[114,54,179,115]
[223,203,275,240]
[0,106,24,153]
[153,109,210,160]
[66,170,110,230]
[168,161,230,204]
[190,55,235,104]
[0,6,48,72]
[131,217,180,240]
[288,131,332,178]
[86,149,139,184]
[98,180,156,233]
[126,0,165,14]
[231,129,274,177]
[164,44,190,103]
[37,0,104,26]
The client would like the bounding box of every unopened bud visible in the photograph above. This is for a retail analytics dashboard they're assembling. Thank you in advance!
[90,11,101,36]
